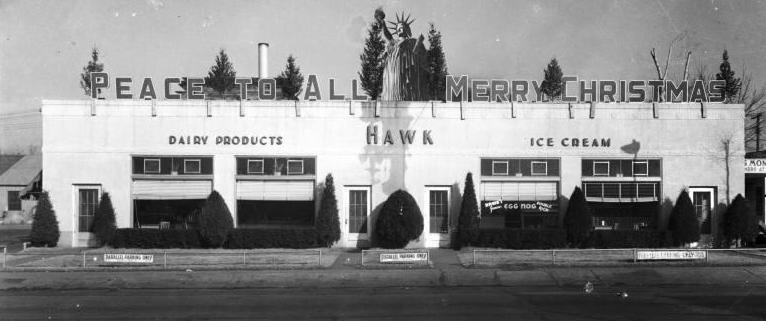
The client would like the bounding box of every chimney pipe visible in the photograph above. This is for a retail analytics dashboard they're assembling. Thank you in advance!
[258,43,269,79]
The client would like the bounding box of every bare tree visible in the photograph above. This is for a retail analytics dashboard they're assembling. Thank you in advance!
[721,136,732,206]
[734,65,766,151]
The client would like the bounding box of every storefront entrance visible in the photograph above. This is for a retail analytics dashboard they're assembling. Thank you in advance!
[131,179,212,229]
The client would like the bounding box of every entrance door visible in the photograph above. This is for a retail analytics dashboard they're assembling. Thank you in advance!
[425,187,450,248]
[344,186,371,246]
[689,187,715,234]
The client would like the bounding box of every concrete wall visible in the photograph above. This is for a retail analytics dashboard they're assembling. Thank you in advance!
[41,100,745,247]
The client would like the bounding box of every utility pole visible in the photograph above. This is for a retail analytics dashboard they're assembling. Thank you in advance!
[753,113,762,151]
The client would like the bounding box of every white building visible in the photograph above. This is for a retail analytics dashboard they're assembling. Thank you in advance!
[41,100,744,247]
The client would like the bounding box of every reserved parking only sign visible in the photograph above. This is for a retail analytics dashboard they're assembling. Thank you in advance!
[103,253,154,263]
[636,250,706,260]
[379,252,428,263]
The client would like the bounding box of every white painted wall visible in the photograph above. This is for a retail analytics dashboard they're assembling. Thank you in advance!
[42,100,745,247]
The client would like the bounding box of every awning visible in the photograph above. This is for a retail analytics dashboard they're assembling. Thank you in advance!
[237,180,314,201]
[481,181,557,201]
[132,180,212,200]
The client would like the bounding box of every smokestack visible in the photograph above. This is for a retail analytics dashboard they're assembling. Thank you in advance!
[258,43,269,79]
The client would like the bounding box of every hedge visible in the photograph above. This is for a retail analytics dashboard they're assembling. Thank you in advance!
[111,229,202,249]
[111,228,320,249]
[586,230,671,248]
[225,228,319,249]
[475,229,670,249]
[476,229,567,249]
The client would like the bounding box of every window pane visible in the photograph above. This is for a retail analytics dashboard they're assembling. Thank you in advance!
[78,189,98,232]
[145,159,160,173]
[7,191,21,211]
[531,162,547,175]
[594,162,609,175]
[185,160,201,173]
[429,190,448,233]
[349,190,368,233]
[287,160,304,175]
[492,162,508,175]
[247,160,264,174]
[633,161,648,176]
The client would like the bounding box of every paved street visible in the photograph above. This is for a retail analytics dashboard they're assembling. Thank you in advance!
[2,285,766,320]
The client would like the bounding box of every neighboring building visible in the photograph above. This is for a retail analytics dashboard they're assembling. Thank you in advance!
[0,154,42,224]
[42,100,744,248]
[745,151,766,224]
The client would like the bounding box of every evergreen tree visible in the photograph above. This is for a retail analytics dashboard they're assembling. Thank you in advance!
[92,192,117,246]
[358,17,385,100]
[374,190,424,248]
[715,50,742,103]
[316,174,341,247]
[721,194,759,247]
[199,190,234,248]
[563,187,592,248]
[79,47,105,97]
[540,58,564,101]
[276,55,305,100]
[427,23,448,101]
[668,190,700,246]
[30,191,60,247]
[456,173,480,248]
[205,49,237,98]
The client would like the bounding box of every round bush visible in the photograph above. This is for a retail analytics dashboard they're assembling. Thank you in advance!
[374,190,424,248]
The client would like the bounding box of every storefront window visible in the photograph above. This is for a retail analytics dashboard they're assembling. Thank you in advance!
[247,159,264,174]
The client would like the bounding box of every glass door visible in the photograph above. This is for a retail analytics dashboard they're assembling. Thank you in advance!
[689,187,714,234]
[344,186,371,244]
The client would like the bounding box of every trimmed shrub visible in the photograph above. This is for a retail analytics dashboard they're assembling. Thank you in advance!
[456,173,480,249]
[111,229,202,249]
[375,190,424,248]
[587,230,670,248]
[475,229,566,249]
[563,187,592,248]
[30,191,60,247]
[668,190,700,246]
[199,190,234,248]
[225,228,319,249]
[92,192,117,246]
[721,194,759,247]
[316,174,340,247]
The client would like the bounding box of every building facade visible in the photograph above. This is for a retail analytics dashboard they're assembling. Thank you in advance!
[42,100,745,247]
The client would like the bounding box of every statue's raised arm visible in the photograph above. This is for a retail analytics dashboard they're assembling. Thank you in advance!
[375,8,393,41]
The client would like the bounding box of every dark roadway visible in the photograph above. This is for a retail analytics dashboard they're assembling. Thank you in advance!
[2,285,766,321]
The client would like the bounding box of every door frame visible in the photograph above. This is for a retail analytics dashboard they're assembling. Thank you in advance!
[424,186,451,248]
[343,185,371,246]
[688,186,716,234]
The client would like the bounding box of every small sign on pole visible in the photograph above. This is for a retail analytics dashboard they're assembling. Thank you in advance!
[379,252,428,263]
[103,253,154,264]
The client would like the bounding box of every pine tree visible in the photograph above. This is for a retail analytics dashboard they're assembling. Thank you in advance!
[205,49,237,98]
[668,190,700,246]
[199,190,234,248]
[92,192,117,246]
[30,191,60,247]
[316,174,340,247]
[374,190,424,249]
[456,173,480,248]
[541,58,564,101]
[721,194,759,247]
[276,55,305,100]
[427,23,448,101]
[79,47,105,97]
[563,187,592,248]
[715,50,742,103]
[358,17,385,100]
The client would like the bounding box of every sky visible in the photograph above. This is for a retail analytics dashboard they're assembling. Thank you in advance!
[1,0,766,114]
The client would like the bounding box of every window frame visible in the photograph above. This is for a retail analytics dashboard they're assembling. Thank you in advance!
[184,159,201,174]
[287,159,304,175]
[75,185,101,233]
[632,160,649,176]
[7,190,21,211]
[347,187,371,234]
[143,158,161,174]
[593,161,610,176]
[246,159,265,175]
[531,161,548,176]
[492,160,509,176]
[426,186,450,234]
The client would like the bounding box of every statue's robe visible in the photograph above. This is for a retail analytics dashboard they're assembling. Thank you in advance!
[380,36,429,101]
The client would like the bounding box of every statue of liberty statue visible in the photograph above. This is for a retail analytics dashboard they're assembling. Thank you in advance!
[375,9,429,101]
